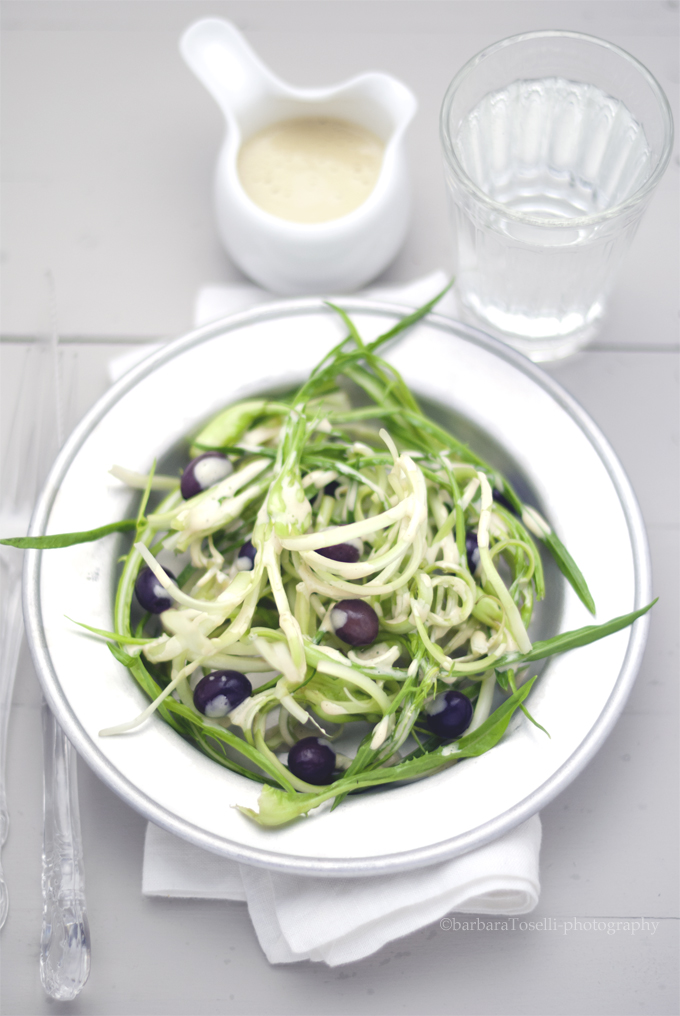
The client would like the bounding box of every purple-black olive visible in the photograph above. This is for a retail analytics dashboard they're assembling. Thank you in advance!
[193,670,252,718]
[330,599,379,646]
[317,537,362,563]
[181,451,233,500]
[323,480,340,497]
[492,488,519,517]
[134,565,176,614]
[466,531,480,572]
[236,539,257,571]
[425,690,473,740]
[287,736,336,785]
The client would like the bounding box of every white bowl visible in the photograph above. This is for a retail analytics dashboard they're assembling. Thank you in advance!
[24,300,651,875]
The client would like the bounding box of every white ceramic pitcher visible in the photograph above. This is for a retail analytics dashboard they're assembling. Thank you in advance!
[180,19,417,294]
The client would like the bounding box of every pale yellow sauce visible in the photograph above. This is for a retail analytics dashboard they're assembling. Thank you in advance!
[237,117,384,223]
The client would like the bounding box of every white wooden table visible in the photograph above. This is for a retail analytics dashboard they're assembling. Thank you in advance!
[1,3,678,1013]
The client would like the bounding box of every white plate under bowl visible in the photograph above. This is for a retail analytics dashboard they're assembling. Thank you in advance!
[24,299,651,876]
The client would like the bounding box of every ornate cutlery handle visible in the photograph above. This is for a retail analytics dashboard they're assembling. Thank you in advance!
[40,704,90,1000]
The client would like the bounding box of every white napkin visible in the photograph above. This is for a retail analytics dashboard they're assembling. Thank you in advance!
[192,270,460,328]
[107,270,459,383]
[143,816,541,966]
[136,272,542,966]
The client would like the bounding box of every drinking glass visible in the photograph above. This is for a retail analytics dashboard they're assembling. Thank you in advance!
[440,31,673,361]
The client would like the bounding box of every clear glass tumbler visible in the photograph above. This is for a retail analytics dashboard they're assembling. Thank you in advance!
[440,31,673,361]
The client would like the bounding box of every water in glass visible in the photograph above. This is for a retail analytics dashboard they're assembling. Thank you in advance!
[449,78,652,351]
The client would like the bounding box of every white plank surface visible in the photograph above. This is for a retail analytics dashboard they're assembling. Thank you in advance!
[1,3,678,1014]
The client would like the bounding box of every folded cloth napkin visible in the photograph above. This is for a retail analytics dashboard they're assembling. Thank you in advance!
[107,270,459,382]
[143,816,541,966]
[137,271,542,967]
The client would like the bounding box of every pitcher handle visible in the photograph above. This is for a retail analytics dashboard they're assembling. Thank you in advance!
[180,18,282,123]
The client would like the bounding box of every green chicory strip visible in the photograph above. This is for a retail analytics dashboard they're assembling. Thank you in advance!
[495,600,657,670]
[0,518,137,549]
[542,530,596,615]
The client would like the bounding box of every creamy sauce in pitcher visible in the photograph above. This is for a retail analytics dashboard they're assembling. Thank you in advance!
[237,117,384,223]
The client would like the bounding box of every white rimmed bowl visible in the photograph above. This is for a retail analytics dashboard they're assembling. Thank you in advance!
[24,300,651,876]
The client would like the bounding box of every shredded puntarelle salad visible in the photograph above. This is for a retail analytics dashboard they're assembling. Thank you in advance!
[4,294,654,826]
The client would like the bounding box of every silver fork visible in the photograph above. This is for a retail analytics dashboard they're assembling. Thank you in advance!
[0,337,53,928]
[39,305,91,1000]
[0,295,90,998]
[40,702,91,1000]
